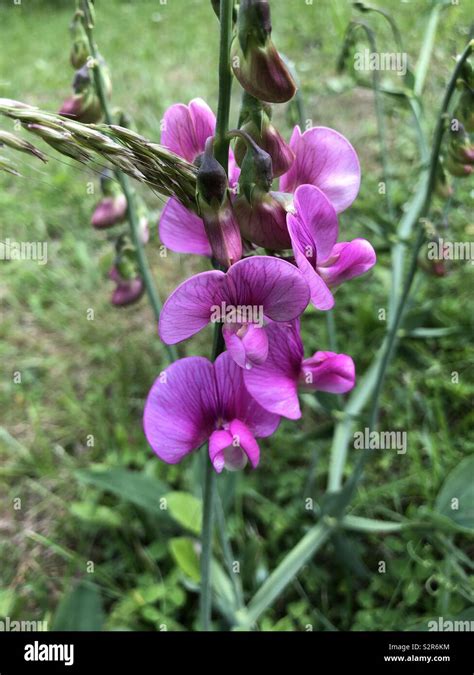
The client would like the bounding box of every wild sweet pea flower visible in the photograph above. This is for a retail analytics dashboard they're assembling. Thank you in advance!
[287,184,376,310]
[159,98,240,256]
[280,125,361,214]
[143,352,280,472]
[159,256,310,369]
[244,321,355,420]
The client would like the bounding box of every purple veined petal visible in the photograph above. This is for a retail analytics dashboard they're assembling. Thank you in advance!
[229,419,260,469]
[159,270,226,344]
[214,351,280,437]
[222,323,269,370]
[161,98,215,162]
[244,321,303,419]
[143,357,218,464]
[293,184,339,262]
[300,351,355,394]
[159,197,212,256]
[225,255,310,322]
[287,213,335,310]
[280,126,361,213]
[188,98,216,151]
[317,238,377,287]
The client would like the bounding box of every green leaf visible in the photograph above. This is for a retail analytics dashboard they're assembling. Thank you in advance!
[70,501,122,528]
[435,456,474,531]
[169,537,200,583]
[52,580,104,631]
[76,468,168,516]
[238,522,332,628]
[164,491,202,534]
[342,515,405,533]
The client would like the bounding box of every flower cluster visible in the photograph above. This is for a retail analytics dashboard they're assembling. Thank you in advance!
[144,0,376,472]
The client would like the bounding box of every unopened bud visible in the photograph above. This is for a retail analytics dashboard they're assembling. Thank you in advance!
[70,15,90,69]
[234,190,291,250]
[231,0,296,103]
[109,266,144,307]
[197,137,242,268]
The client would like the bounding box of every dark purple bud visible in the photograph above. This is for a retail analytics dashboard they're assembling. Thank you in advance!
[91,194,127,229]
[109,266,145,307]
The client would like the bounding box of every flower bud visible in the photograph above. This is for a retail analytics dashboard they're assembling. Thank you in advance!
[234,190,291,250]
[59,90,102,124]
[434,158,453,199]
[445,151,474,178]
[109,266,144,307]
[231,0,296,103]
[197,138,242,267]
[235,95,294,177]
[70,15,89,69]
[91,194,127,229]
[231,129,273,201]
[448,122,474,164]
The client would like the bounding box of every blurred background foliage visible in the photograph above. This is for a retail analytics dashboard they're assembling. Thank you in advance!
[0,0,472,631]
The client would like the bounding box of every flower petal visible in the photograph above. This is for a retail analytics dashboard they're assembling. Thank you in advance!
[317,238,376,287]
[159,197,212,256]
[301,351,355,394]
[214,351,280,437]
[226,255,310,322]
[280,126,361,213]
[159,270,226,344]
[223,323,269,369]
[293,184,339,261]
[209,429,234,473]
[243,321,303,419]
[161,98,215,162]
[229,419,260,468]
[143,357,217,464]
[287,213,334,310]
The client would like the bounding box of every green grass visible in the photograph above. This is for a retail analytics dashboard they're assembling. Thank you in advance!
[0,0,473,631]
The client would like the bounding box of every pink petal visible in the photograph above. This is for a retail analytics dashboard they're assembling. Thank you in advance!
[243,321,303,419]
[209,429,234,473]
[287,213,334,310]
[293,184,339,261]
[143,357,218,464]
[229,419,260,469]
[159,270,226,344]
[226,256,310,322]
[161,98,215,162]
[301,351,355,394]
[233,192,291,250]
[280,126,361,213]
[223,323,269,369]
[159,197,212,256]
[317,238,376,287]
[214,351,280,437]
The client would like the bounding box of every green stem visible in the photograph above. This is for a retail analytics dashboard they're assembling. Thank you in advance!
[80,3,177,363]
[214,0,234,172]
[345,39,473,494]
[199,0,234,631]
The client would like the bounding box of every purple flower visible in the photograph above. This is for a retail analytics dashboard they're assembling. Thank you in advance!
[287,185,376,310]
[159,98,240,256]
[244,321,355,420]
[159,255,310,369]
[280,125,361,213]
[143,352,280,471]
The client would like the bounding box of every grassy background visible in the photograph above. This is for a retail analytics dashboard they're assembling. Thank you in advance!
[0,0,472,630]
